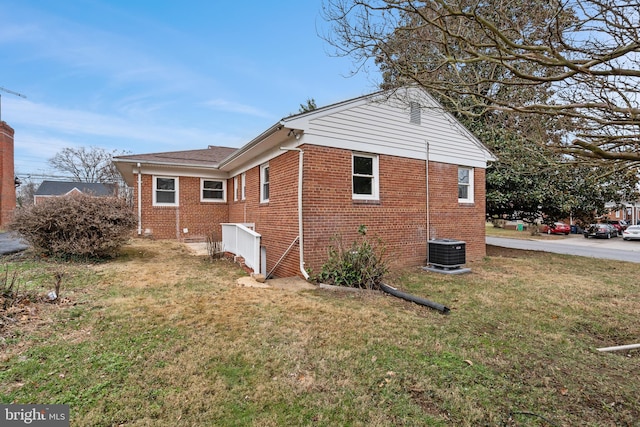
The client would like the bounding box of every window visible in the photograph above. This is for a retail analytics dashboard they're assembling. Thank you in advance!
[458,167,474,203]
[153,176,178,206]
[201,179,226,202]
[233,176,238,201]
[241,173,246,200]
[352,153,379,200]
[260,164,269,203]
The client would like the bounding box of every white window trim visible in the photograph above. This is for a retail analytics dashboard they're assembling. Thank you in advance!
[458,167,474,204]
[260,163,270,203]
[241,173,246,200]
[233,176,238,201]
[352,153,379,201]
[200,178,227,203]
[153,175,179,206]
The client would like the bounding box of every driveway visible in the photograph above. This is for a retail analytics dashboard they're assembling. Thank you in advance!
[0,232,29,255]
[487,233,640,264]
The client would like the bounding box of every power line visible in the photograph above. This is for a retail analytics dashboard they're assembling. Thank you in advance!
[0,86,27,122]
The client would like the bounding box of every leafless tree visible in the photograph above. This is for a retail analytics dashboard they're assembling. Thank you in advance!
[322,0,640,165]
[48,146,132,203]
[16,178,37,207]
[48,146,127,183]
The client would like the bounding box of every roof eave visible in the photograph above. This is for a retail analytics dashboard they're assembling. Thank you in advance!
[217,122,290,171]
[112,157,223,169]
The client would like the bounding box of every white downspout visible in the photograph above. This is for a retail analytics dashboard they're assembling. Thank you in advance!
[281,146,309,279]
[425,140,430,257]
[136,163,142,235]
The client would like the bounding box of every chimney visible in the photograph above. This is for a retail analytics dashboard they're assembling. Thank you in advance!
[0,121,16,227]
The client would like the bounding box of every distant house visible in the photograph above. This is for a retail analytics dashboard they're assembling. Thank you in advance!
[34,181,117,205]
[604,201,640,225]
[114,87,495,278]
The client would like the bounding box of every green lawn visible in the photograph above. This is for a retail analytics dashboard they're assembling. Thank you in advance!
[1,239,638,426]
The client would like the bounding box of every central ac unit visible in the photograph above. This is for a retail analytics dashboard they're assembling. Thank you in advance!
[428,239,466,269]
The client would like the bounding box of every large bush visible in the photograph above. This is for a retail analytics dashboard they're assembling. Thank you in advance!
[10,194,136,258]
[313,225,388,289]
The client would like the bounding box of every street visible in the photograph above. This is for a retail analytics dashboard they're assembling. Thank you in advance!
[487,233,640,264]
[0,232,29,256]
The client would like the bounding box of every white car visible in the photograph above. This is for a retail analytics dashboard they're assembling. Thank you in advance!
[622,225,640,241]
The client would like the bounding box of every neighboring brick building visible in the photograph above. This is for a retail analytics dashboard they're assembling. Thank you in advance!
[114,87,495,278]
[33,181,118,205]
[0,121,16,228]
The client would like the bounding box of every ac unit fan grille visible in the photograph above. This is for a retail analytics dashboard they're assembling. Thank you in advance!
[428,239,466,269]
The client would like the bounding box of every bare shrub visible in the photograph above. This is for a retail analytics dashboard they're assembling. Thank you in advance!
[9,194,136,259]
[313,225,388,290]
[205,231,224,261]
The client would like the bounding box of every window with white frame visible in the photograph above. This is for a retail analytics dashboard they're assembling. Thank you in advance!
[153,176,178,206]
[260,164,270,203]
[458,167,474,203]
[233,176,238,201]
[201,179,226,202]
[352,153,379,200]
[241,173,246,200]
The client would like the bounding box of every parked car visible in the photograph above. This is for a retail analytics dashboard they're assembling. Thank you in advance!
[540,222,571,235]
[583,224,617,239]
[622,225,640,241]
[605,220,628,235]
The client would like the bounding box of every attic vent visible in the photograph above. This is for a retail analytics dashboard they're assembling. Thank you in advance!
[410,102,421,125]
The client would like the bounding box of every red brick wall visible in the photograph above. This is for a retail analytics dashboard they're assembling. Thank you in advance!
[0,122,16,228]
[229,145,487,278]
[228,152,301,277]
[136,174,229,241]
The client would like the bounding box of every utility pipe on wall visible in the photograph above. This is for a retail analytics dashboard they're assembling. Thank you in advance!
[425,140,431,256]
[136,162,142,235]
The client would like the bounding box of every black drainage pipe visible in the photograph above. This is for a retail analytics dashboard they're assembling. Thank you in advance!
[380,283,450,314]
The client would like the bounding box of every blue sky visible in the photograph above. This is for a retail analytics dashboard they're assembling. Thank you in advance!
[0,0,381,179]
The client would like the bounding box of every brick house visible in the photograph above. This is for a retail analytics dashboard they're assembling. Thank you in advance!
[114,88,495,278]
[34,181,118,205]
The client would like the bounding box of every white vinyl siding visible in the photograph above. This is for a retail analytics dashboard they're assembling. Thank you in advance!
[153,176,178,206]
[289,89,493,169]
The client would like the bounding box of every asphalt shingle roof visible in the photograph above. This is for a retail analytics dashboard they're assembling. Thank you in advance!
[113,146,237,167]
[35,181,117,196]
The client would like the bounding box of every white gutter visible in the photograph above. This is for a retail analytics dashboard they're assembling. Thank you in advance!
[136,163,142,235]
[280,147,309,279]
[218,123,284,168]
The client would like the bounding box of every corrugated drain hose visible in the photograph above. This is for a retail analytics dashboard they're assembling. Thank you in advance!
[380,283,450,314]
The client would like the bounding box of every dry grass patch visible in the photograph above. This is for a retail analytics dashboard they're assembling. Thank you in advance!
[1,240,638,426]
